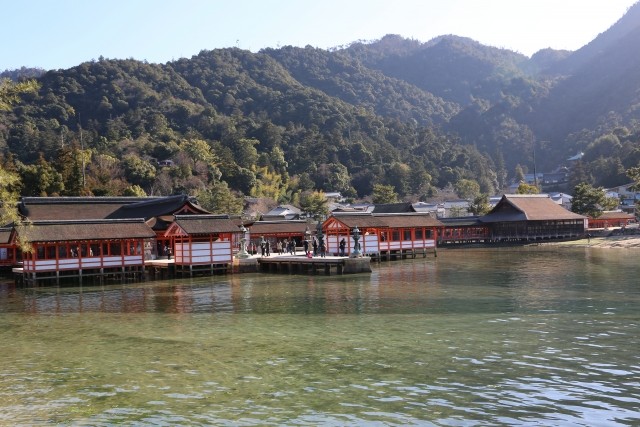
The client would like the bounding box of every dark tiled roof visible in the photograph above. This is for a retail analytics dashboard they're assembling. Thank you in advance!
[481,195,586,223]
[173,215,242,235]
[330,213,443,228]
[19,219,156,243]
[439,217,484,227]
[18,197,149,220]
[371,202,416,213]
[106,195,209,220]
[249,221,310,235]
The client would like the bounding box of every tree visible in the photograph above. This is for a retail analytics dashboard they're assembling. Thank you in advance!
[181,139,217,169]
[123,185,147,197]
[372,183,398,204]
[571,182,607,218]
[0,166,22,225]
[516,182,540,194]
[628,166,640,192]
[196,181,244,215]
[454,178,480,200]
[299,191,328,219]
[0,78,39,111]
[513,164,525,184]
[122,155,156,190]
[468,194,491,215]
[0,165,33,254]
[19,154,65,196]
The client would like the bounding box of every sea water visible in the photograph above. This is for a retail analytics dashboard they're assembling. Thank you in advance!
[0,246,638,425]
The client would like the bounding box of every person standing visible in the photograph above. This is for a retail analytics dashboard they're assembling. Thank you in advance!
[339,238,346,256]
[312,238,318,256]
[265,240,271,256]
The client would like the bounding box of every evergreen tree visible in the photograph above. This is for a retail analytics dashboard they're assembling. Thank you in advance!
[571,183,606,218]
[372,184,399,204]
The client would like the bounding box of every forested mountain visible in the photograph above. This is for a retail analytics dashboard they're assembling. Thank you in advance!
[2,2,640,212]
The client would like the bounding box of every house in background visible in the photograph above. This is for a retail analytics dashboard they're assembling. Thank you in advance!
[548,192,573,210]
[442,200,471,218]
[606,183,640,216]
[412,202,444,217]
[260,204,302,221]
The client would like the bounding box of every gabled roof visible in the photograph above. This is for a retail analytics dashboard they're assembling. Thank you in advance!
[0,228,13,245]
[170,215,242,235]
[18,197,149,221]
[481,195,586,223]
[594,211,636,220]
[329,212,443,228]
[17,219,156,243]
[106,195,209,220]
[371,202,416,213]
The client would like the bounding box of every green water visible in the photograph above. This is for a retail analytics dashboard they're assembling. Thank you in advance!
[0,247,638,426]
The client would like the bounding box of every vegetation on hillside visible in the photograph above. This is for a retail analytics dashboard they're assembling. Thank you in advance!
[1,3,640,214]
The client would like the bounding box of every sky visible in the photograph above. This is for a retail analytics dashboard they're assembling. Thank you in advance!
[2,0,637,71]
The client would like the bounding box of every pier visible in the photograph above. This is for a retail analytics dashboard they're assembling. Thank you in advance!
[257,255,371,275]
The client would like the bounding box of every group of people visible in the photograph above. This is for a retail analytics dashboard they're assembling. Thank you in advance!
[252,237,349,258]
[255,238,298,257]
[302,237,326,258]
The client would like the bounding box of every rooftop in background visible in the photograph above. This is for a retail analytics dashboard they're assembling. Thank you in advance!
[106,195,208,220]
[330,212,442,228]
[371,202,416,214]
[18,197,153,221]
[171,215,242,235]
[482,194,586,223]
[17,219,156,242]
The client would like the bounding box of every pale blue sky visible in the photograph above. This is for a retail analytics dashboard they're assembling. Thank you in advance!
[2,0,637,71]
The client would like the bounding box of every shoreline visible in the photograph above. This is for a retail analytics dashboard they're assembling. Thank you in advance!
[547,235,640,248]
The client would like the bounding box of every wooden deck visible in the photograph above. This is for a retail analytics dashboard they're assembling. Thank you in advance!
[12,265,146,286]
[257,255,371,275]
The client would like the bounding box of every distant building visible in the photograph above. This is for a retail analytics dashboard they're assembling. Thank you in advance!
[157,159,174,167]
[567,152,584,162]
[412,202,443,217]
[441,200,471,218]
[371,202,415,214]
[261,204,302,221]
[481,194,586,241]
[606,183,639,216]
[548,192,573,210]
[588,211,636,229]
[324,192,345,203]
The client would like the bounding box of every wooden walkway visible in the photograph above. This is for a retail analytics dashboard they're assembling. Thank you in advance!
[257,255,371,275]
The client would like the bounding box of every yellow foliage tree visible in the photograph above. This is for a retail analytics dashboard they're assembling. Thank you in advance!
[250,166,287,201]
